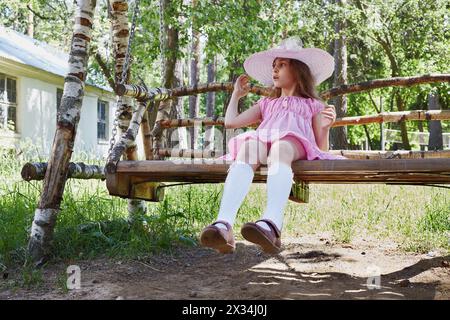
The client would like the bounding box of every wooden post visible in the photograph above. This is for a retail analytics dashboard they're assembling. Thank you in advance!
[21,162,104,181]
[139,100,165,202]
[106,100,150,166]
[380,96,385,151]
[27,0,97,265]
[152,100,171,160]
[141,106,154,160]
[428,91,443,150]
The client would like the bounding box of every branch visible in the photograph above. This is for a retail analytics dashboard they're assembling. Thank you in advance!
[155,110,450,129]
[44,2,67,21]
[115,74,450,101]
[94,52,116,90]
[321,74,450,100]
[368,91,381,113]
[26,5,53,20]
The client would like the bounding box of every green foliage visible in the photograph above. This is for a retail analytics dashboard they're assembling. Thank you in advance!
[0,0,75,49]
[2,1,448,133]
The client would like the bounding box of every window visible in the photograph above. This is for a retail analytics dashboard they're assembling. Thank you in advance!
[97,99,109,141]
[6,78,16,103]
[56,88,63,124]
[0,74,17,132]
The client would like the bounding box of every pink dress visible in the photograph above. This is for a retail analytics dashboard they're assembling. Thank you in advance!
[216,95,348,161]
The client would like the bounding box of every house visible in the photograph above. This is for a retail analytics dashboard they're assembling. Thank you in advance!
[0,26,145,160]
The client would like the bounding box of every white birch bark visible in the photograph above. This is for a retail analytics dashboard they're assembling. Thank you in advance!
[109,0,147,222]
[28,0,98,266]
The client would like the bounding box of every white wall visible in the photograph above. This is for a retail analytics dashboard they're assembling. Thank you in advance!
[18,76,57,154]
[14,75,130,160]
[74,92,115,159]
[0,62,150,161]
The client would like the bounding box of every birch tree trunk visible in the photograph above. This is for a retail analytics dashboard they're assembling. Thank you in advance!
[27,0,97,265]
[110,0,135,146]
[109,0,147,222]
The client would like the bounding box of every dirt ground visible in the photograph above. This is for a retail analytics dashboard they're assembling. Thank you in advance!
[1,234,449,300]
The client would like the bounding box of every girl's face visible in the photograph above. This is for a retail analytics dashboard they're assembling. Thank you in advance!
[272,58,295,88]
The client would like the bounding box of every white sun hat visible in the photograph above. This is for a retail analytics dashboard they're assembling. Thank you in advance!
[243,36,335,87]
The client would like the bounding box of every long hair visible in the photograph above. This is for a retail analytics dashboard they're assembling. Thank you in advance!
[267,58,324,103]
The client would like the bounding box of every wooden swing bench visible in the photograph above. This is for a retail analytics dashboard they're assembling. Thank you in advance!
[105,158,450,203]
[98,10,450,206]
[21,79,450,205]
[103,81,450,204]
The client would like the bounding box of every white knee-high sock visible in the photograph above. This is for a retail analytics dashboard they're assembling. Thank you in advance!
[257,162,294,232]
[215,160,255,230]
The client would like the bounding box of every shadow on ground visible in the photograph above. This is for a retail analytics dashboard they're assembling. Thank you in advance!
[1,239,449,300]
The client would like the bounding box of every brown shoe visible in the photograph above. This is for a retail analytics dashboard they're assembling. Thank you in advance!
[241,219,281,254]
[200,220,235,254]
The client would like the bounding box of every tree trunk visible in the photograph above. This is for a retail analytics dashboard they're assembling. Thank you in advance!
[204,56,216,150]
[376,26,411,150]
[110,0,135,140]
[27,7,34,38]
[330,0,348,150]
[428,92,443,150]
[154,0,182,158]
[395,90,411,150]
[27,0,97,266]
[355,0,412,151]
[22,162,104,181]
[222,60,242,155]
[362,125,373,150]
[418,121,425,151]
[109,0,147,222]
[174,56,186,149]
[189,0,200,150]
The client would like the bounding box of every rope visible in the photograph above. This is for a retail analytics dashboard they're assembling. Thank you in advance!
[156,182,198,189]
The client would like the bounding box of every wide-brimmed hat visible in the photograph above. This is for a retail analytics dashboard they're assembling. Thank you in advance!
[243,36,334,86]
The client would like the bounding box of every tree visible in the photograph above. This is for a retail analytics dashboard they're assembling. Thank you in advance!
[188,0,200,150]
[330,0,349,150]
[155,0,184,154]
[109,0,148,222]
[28,0,98,265]
[428,91,443,150]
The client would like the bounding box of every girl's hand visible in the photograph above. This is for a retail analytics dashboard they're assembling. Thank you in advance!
[233,74,251,99]
[319,104,337,130]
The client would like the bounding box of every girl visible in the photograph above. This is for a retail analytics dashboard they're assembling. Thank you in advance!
[200,37,348,255]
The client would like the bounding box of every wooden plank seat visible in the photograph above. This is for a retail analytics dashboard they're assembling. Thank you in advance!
[105,158,450,202]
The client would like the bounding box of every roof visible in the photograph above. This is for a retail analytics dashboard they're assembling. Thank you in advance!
[0,26,112,92]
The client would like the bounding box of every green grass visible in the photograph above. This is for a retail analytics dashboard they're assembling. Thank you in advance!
[0,144,449,276]
[282,183,450,252]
